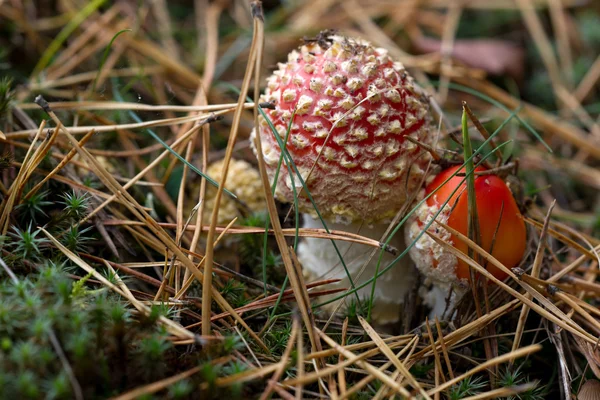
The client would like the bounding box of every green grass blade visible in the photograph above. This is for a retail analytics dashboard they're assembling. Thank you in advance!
[111,79,236,198]
[257,105,362,307]
[320,140,514,311]
[443,82,552,153]
[462,104,481,262]
[349,108,522,313]
[90,29,132,94]
[263,109,296,300]
[32,0,108,76]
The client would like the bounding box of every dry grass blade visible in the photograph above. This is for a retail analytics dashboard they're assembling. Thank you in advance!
[370,335,420,400]
[415,300,519,359]
[574,337,600,380]
[40,105,269,352]
[522,150,600,190]
[47,327,83,400]
[574,55,600,102]
[26,66,163,91]
[548,0,573,87]
[77,121,207,226]
[110,365,202,400]
[515,0,600,138]
[5,112,221,138]
[461,103,496,381]
[259,315,299,400]
[463,102,501,163]
[41,228,195,339]
[511,200,555,362]
[315,328,413,398]
[272,385,295,400]
[150,0,179,60]
[516,0,562,94]
[296,318,305,400]
[436,0,462,103]
[0,120,54,236]
[23,128,95,201]
[0,258,18,285]
[234,325,262,369]
[250,2,325,362]
[201,0,262,336]
[453,77,600,159]
[127,35,201,85]
[289,247,326,362]
[283,338,407,388]
[554,291,600,334]
[305,335,413,360]
[359,316,430,399]
[211,363,281,388]
[103,220,394,251]
[186,283,344,327]
[425,317,444,398]
[560,275,600,296]
[461,382,538,400]
[427,344,542,396]
[338,318,348,397]
[427,227,598,344]
[179,0,225,300]
[524,216,600,263]
[18,100,262,112]
[7,161,134,203]
[435,316,455,380]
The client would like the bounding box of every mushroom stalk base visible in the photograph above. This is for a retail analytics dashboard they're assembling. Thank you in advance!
[419,282,465,319]
[298,216,416,325]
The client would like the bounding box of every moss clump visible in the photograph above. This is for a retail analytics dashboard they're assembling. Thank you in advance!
[0,263,247,399]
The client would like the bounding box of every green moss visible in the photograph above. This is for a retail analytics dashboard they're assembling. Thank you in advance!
[0,260,248,399]
[449,376,487,399]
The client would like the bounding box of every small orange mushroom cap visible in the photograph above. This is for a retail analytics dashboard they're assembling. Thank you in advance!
[407,165,527,285]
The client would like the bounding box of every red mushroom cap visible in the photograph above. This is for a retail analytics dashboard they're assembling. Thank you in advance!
[254,33,434,224]
[407,165,527,284]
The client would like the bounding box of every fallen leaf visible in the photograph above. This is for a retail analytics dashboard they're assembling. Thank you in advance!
[414,36,525,81]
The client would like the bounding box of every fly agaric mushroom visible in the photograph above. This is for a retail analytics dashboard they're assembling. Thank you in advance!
[253,32,435,323]
[406,165,527,315]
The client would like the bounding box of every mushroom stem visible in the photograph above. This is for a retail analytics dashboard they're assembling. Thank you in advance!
[298,216,416,325]
[420,282,464,319]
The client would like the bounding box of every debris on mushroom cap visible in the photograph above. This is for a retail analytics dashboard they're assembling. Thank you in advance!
[253,32,434,224]
[405,165,527,286]
[578,379,600,400]
[195,158,265,225]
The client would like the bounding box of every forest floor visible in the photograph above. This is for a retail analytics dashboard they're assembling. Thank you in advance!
[0,1,599,399]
